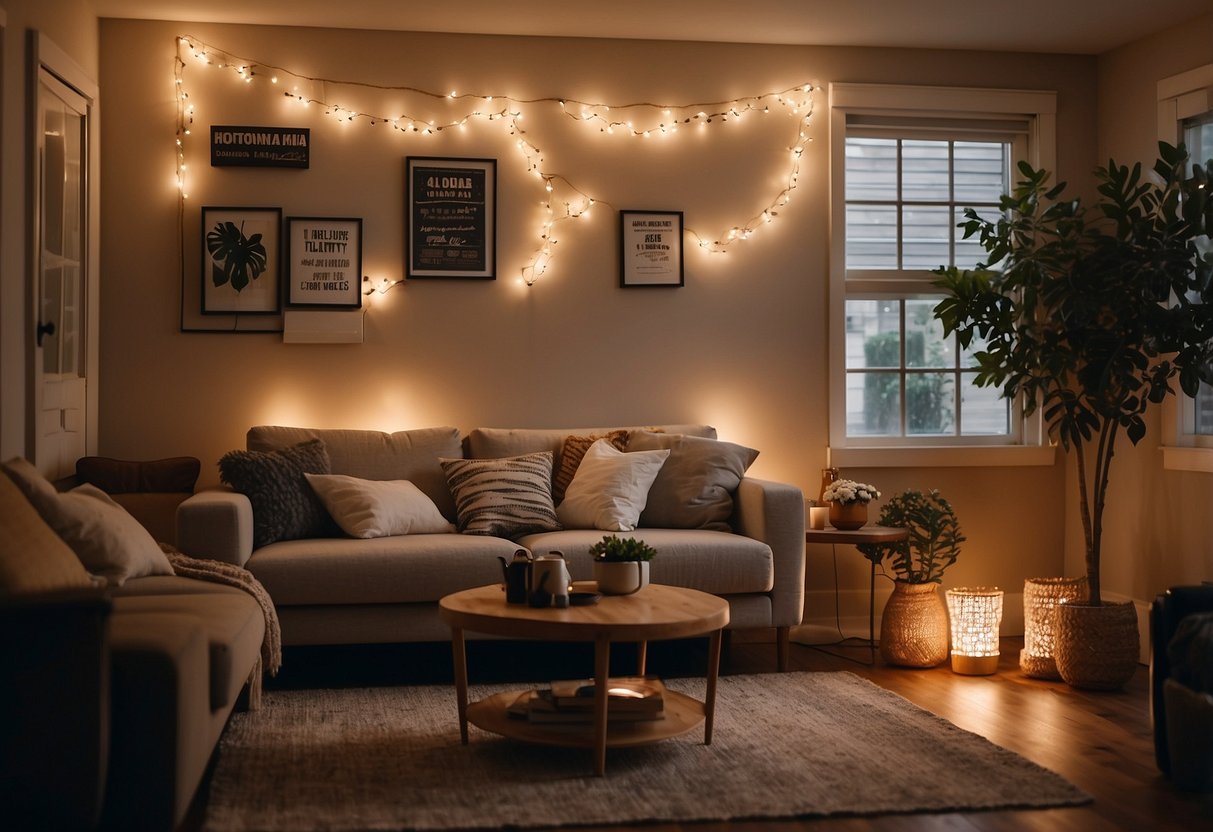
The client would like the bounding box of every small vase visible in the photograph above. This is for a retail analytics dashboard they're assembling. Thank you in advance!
[593,560,650,595]
[880,581,949,668]
[829,501,868,530]
[1053,601,1139,690]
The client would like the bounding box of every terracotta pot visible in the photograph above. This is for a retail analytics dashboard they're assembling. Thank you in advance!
[1053,601,1139,691]
[829,501,868,530]
[880,581,949,668]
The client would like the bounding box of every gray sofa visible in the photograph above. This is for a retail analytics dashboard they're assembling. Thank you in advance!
[177,424,805,667]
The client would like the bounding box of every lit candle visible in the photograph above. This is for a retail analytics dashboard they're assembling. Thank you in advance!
[808,506,829,531]
[825,445,831,470]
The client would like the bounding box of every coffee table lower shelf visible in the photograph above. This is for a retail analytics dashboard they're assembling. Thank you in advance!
[467,689,705,749]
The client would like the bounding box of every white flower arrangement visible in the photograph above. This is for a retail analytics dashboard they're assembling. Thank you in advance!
[822,479,880,505]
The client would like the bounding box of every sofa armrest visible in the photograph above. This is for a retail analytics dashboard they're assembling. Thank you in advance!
[175,487,254,567]
[733,477,805,628]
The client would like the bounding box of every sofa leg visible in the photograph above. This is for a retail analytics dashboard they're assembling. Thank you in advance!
[777,626,790,672]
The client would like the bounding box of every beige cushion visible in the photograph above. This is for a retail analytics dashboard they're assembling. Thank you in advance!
[304,474,454,538]
[25,482,174,587]
[556,440,669,531]
[440,452,561,539]
[0,466,96,593]
[626,431,759,531]
[551,430,629,503]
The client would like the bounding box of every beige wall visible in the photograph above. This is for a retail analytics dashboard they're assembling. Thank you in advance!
[0,0,98,459]
[1087,13,1213,604]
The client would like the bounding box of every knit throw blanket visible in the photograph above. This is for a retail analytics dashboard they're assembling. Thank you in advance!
[160,544,282,709]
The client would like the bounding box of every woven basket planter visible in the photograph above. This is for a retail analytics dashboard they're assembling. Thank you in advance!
[1054,601,1139,691]
[1020,576,1088,680]
[879,581,949,668]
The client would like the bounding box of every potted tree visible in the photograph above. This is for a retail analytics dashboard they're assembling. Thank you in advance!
[589,535,657,595]
[932,143,1213,689]
[858,489,965,667]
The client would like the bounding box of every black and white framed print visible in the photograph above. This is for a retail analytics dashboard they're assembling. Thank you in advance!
[200,206,282,314]
[405,156,496,279]
[285,217,363,309]
[619,210,684,287]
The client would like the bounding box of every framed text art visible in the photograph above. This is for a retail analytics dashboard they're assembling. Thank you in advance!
[285,217,363,309]
[619,210,684,287]
[406,156,496,279]
[200,207,282,314]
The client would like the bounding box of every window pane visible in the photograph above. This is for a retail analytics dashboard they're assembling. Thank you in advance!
[953,141,1007,203]
[845,300,901,369]
[907,372,955,435]
[901,140,949,202]
[960,331,989,368]
[1196,382,1213,436]
[846,205,898,269]
[902,205,950,269]
[847,371,900,436]
[960,373,1011,435]
[905,300,951,368]
[845,137,897,202]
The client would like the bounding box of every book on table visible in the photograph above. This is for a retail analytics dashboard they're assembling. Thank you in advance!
[507,676,666,723]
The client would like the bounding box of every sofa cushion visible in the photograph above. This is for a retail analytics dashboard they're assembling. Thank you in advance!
[219,439,337,547]
[518,528,774,596]
[551,430,629,503]
[304,474,455,538]
[556,440,669,532]
[440,452,561,539]
[247,426,463,521]
[626,432,758,531]
[0,469,97,593]
[245,534,517,605]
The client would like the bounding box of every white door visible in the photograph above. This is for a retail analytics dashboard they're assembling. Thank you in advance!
[34,68,90,480]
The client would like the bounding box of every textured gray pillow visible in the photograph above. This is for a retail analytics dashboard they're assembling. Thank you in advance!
[440,452,561,539]
[219,439,337,547]
[626,431,759,531]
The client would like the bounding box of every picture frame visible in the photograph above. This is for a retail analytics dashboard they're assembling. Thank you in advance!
[285,217,363,309]
[200,207,282,314]
[619,210,684,287]
[405,156,496,279]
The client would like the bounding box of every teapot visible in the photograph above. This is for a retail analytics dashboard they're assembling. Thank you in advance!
[497,548,532,604]
[530,551,571,608]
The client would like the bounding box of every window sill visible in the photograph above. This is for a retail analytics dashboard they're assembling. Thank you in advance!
[833,444,1057,469]
[1161,446,1213,473]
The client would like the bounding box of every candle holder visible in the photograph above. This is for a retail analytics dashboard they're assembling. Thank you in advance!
[946,587,1004,675]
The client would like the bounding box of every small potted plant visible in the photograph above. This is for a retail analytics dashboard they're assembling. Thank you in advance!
[589,535,657,595]
[857,489,964,668]
[821,479,881,530]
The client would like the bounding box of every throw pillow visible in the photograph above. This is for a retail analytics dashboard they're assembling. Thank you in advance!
[556,439,670,532]
[439,452,561,539]
[626,431,759,531]
[304,473,455,539]
[25,482,174,587]
[0,469,98,593]
[219,439,338,547]
[551,429,630,504]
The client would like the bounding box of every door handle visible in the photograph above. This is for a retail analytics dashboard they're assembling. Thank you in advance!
[36,320,56,347]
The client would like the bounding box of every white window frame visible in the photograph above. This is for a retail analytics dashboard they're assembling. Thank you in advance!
[829,83,1058,468]
[1158,64,1213,473]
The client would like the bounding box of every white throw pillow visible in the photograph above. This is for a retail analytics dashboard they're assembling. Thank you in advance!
[556,439,670,531]
[305,473,455,538]
[30,483,173,586]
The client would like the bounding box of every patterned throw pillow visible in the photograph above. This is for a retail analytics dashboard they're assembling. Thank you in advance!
[440,452,561,539]
[219,439,338,547]
[552,429,629,504]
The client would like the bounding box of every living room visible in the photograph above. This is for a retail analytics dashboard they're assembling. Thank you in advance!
[1,1,1211,830]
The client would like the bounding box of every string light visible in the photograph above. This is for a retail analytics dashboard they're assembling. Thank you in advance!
[174,35,815,287]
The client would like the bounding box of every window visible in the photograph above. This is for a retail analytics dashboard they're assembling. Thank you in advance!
[1182,115,1213,441]
[829,84,1056,466]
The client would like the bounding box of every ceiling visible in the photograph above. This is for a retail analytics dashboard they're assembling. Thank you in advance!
[94,0,1211,55]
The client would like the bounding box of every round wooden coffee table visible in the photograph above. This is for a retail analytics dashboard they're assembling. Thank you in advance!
[438,583,729,776]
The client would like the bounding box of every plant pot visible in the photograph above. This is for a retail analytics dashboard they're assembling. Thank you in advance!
[880,581,949,668]
[1019,576,1088,680]
[829,501,868,530]
[593,560,650,595]
[1053,601,1139,691]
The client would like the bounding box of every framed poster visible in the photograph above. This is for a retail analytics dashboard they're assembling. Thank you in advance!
[619,210,684,287]
[406,156,496,279]
[200,207,282,314]
[285,217,363,309]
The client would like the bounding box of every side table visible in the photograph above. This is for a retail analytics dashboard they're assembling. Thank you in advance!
[800,525,909,663]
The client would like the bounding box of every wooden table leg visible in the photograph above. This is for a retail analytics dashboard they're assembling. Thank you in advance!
[451,627,469,744]
[593,634,610,776]
[636,640,648,675]
[704,628,722,745]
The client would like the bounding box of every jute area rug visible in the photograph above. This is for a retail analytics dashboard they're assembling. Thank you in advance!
[203,671,1088,831]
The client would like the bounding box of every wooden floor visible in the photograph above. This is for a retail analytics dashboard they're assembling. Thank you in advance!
[188,634,1212,831]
